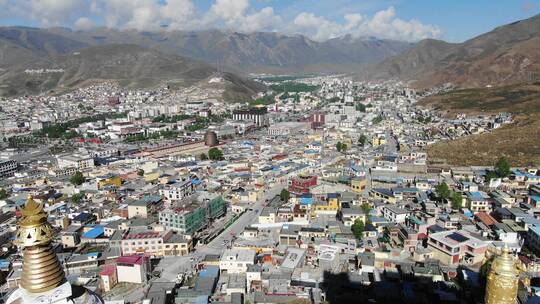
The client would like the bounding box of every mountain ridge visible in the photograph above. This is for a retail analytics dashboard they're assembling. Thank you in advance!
[0,43,264,99]
[365,13,540,88]
[0,26,413,74]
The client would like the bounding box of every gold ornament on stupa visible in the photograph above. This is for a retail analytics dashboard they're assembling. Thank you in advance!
[485,244,519,304]
[16,196,66,294]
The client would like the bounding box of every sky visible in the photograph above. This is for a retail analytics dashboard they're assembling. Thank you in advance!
[0,0,539,42]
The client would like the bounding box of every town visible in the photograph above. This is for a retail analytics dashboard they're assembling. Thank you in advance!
[0,74,537,304]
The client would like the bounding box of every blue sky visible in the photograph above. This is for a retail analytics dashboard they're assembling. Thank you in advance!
[0,0,539,42]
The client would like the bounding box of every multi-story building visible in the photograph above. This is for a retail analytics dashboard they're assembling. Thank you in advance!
[219,249,256,274]
[159,177,195,201]
[289,175,317,195]
[120,229,192,257]
[382,205,410,223]
[56,153,94,170]
[159,193,226,235]
[428,230,488,265]
[0,160,18,178]
[268,122,310,136]
[232,107,268,127]
[466,191,491,213]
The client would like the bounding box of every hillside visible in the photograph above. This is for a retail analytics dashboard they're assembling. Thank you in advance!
[367,13,540,88]
[6,27,413,74]
[418,82,540,115]
[423,83,540,166]
[0,44,264,99]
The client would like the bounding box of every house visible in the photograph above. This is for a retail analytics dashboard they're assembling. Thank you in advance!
[466,191,491,213]
[116,255,148,284]
[219,249,256,274]
[428,231,488,265]
[382,205,410,224]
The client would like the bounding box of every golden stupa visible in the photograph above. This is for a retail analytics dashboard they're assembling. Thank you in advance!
[16,196,66,293]
[6,196,103,304]
[485,245,519,304]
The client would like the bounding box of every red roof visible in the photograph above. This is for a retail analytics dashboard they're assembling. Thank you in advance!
[475,212,497,226]
[117,255,146,265]
[99,265,117,276]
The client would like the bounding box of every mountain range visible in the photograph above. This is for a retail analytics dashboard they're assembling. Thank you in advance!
[1,12,540,96]
[365,13,540,88]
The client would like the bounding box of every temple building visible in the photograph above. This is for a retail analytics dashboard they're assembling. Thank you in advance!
[485,245,519,304]
[6,196,103,304]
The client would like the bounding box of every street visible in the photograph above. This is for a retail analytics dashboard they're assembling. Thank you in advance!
[155,183,285,281]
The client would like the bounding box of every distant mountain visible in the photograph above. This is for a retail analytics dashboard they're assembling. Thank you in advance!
[366,13,540,88]
[1,27,413,74]
[0,43,264,99]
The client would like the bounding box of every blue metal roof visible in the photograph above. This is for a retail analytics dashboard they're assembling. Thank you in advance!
[83,225,104,239]
[199,266,219,278]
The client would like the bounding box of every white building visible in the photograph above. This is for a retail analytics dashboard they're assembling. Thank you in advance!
[382,205,410,224]
[159,177,195,201]
[268,122,310,136]
[56,154,94,170]
[219,249,256,274]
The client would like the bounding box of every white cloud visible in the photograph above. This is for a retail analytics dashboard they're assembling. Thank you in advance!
[294,12,343,40]
[292,6,441,41]
[3,0,86,26]
[74,17,95,31]
[0,1,440,42]
[203,0,282,32]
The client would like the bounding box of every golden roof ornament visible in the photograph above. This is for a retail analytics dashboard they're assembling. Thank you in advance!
[7,195,104,303]
[16,196,55,248]
[485,243,519,304]
[16,195,66,293]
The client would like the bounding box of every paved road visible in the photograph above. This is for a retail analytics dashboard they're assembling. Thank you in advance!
[156,183,285,281]
[384,129,398,154]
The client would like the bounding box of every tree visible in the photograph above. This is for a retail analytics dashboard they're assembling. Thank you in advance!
[485,171,498,183]
[137,169,145,176]
[200,153,208,161]
[0,189,8,200]
[341,143,348,152]
[361,202,371,215]
[208,148,223,161]
[479,257,493,280]
[435,182,451,201]
[280,189,290,202]
[358,134,367,146]
[356,103,366,112]
[351,218,365,240]
[70,171,85,186]
[71,192,85,204]
[451,192,463,209]
[336,141,343,152]
[495,157,511,178]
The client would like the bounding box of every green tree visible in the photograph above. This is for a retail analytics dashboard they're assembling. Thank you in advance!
[341,143,348,152]
[280,189,290,202]
[70,171,85,186]
[71,192,85,204]
[358,134,367,146]
[208,148,224,161]
[451,192,463,209]
[360,202,371,215]
[351,218,365,240]
[137,169,145,176]
[356,103,366,112]
[200,153,208,161]
[372,115,383,124]
[336,142,343,152]
[479,257,493,280]
[495,157,511,178]
[0,189,8,200]
[435,182,451,201]
[486,171,498,183]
